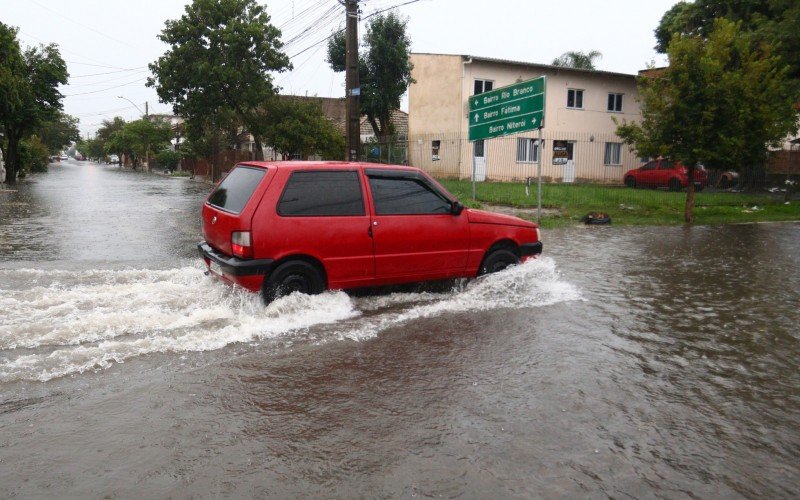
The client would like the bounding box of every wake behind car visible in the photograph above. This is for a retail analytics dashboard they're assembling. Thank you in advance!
[624,158,708,191]
[199,161,542,304]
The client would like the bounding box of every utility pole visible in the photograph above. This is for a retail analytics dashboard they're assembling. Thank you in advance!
[345,0,360,161]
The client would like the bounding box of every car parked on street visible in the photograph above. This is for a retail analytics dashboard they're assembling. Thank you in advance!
[199,161,543,303]
[624,158,708,191]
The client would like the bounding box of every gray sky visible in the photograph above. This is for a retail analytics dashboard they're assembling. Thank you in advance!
[1,0,679,137]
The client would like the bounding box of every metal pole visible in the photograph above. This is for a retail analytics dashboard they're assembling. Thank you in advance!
[537,127,543,223]
[471,145,477,201]
[345,0,360,161]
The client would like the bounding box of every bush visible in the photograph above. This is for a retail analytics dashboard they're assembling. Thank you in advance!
[156,149,183,171]
[19,136,50,173]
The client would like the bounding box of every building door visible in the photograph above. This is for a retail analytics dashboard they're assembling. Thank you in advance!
[563,141,576,183]
[473,140,486,182]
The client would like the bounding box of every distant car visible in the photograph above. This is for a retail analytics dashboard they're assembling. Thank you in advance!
[199,161,543,304]
[108,154,119,164]
[60,154,68,160]
[624,159,708,191]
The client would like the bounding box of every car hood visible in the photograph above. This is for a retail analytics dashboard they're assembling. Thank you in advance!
[465,208,536,228]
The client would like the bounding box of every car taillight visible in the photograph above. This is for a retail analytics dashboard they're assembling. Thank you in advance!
[231,231,252,259]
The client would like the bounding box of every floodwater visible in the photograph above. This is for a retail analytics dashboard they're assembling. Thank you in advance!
[0,160,798,497]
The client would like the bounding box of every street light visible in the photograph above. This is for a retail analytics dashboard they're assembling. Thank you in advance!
[117,96,147,117]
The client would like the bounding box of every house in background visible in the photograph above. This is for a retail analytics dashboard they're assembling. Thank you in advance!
[408,53,642,183]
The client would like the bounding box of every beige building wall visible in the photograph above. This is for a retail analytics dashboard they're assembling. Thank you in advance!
[408,54,643,183]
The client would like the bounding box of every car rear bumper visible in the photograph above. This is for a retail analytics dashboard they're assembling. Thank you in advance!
[197,242,274,276]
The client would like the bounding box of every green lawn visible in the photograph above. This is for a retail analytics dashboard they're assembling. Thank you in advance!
[437,179,800,228]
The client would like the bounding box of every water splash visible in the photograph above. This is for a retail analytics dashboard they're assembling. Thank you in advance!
[0,258,579,382]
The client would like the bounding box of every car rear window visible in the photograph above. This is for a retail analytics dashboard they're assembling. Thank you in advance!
[207,166,266,214]
[278,171,364,216]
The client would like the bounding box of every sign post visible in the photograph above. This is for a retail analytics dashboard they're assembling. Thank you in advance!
[468,77,546,206]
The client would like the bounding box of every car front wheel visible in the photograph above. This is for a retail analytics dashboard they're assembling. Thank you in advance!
[625,176,636,188]
[669,178,682,191]
[478,248,520,276]
[263,260,325,304]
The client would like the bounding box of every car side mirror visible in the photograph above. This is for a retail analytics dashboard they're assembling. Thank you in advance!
[451,201,464,215]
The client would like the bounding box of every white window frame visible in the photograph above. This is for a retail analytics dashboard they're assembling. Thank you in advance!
[567,89,584,109]
[607,93,623,113]
[604,142,622,165]
[474,79,494,95]
[516,138,540,163]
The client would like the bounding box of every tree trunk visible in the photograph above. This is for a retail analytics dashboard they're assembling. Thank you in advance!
[684,163,696,223]
[5,130,21,185]
[251,133,265,161]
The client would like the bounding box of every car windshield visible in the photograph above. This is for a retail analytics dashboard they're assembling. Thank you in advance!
[207,166,266,214]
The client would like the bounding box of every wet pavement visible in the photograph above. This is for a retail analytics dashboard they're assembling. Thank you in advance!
[0,160,798,497]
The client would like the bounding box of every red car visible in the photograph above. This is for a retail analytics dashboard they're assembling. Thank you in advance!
[624,159,708,191]
[199,161,542,303]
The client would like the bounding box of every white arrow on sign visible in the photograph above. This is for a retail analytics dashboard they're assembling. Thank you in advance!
[473,113,479,123]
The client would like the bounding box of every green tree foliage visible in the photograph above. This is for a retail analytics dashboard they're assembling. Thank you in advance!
[36,111,80,155]
[18,136,50,174]
[156,149,183,171]
[616,19,798,223]
[82,137,106,161]
[106,119,172,169]
[327,11,414,141]
[551,50,603,69]
[0,22,68,184]
[655,0,800,86]
[147,0,291,172]
[262,97,345,160]
[95,117,126,161]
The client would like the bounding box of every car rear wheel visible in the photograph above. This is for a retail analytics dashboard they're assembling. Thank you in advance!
[669,178,682,191]
[625,176,636,188]
[263,260,325,304]
[478,248,520,276]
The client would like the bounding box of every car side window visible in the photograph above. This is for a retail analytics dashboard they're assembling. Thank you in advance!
[278,171,364,216]
[368,175,452,215]
[659,161,676,170]
[641,161,656,171]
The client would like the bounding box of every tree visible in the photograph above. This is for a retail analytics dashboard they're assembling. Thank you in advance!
[262,97,344,160]
[37,111,80,155]
[82,137,106,161]
[327,11,414,141]
[551,50,603,70]
[0,22,68,184]
[655,0,800,85]
[98,117,127,164]
[147,0,291,180]
[616,19,798,223]
[106,119,172,169]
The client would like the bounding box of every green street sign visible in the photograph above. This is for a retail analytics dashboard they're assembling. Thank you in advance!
[468,77,545,141]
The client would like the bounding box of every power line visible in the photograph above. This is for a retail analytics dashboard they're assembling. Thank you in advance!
[62,76,149,97]
[70,67,148,79]
[29,0,138,49]
[63,69,150,89]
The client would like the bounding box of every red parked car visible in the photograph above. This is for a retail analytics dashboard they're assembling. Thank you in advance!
[624,158,708,191]
[199,161,542,303]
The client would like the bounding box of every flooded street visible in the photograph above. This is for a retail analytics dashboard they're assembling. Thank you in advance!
[1,161,798,497]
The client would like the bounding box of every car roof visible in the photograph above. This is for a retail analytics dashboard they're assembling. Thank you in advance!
[235,161,418,172]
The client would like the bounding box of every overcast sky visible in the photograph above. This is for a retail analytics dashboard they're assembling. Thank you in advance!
[1,0,679,136]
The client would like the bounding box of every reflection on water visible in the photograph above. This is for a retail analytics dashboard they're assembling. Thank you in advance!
[0,162,798,497]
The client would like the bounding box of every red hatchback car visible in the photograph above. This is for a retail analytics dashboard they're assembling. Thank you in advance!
[624,158,708,191]
[199,161,542,303]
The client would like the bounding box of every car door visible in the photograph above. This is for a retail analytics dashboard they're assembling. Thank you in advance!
[638,160,657,186]
[365,169,470,281]
[656,159,675,187]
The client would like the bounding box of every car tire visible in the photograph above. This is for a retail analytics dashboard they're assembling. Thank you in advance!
[669,178,682,191]
[478,248,520,276]
[262,260,325,304]
[625,176,636,188]
[695,183,705,192]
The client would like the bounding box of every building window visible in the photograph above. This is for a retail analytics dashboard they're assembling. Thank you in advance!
[516,138,540,163]
[604,142,622,165]
[608,93,623,112]
[432,140,440,161]
[474,79,493,95]
[567,89,584,109]
[473,140,485,158]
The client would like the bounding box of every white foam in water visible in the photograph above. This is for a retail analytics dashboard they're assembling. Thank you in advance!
[0,258,579,382]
